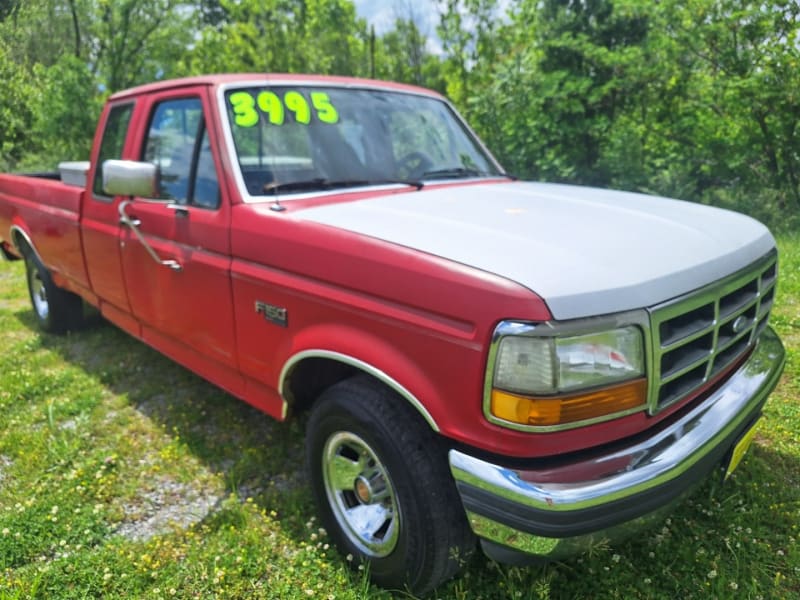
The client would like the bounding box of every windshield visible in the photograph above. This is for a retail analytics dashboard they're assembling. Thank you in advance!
[222,85,502,197]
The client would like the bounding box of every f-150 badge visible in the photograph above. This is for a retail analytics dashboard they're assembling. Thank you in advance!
[255,301,288,327]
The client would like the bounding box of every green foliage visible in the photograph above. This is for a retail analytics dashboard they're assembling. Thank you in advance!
[374,18,445,91]
[29,56,103,165]
[0,39,40,170]
[181,0,369,77]
[443,0,800,227]
[0,0,20,21]
[92,0,194,91]
[301,0,368,74]
[438,0,506,105]
[0,0,86,68]
[652,0,800,213]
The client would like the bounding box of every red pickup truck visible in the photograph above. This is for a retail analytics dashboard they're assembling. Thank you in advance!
[0,74,786,593]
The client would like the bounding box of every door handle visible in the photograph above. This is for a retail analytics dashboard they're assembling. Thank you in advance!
[120,216,142,227]
[118,200,183,272]
[167,203,190,218]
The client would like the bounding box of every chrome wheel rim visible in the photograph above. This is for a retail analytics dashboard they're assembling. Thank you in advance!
[30,269,49,320]
[322,431,400,557]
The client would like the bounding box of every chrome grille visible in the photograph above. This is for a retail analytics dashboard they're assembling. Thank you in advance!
[649,251,777,412]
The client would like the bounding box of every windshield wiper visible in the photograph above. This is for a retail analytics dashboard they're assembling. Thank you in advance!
[263,178,423,194]
[263,178,327,194]
[420,167,485,180]
[329,178,424,191]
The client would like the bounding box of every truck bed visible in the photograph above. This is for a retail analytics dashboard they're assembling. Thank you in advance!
[0,172,90,291]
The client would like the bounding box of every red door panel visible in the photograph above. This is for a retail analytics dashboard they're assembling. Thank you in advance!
[120,203,236,367]
[119,88,238,370]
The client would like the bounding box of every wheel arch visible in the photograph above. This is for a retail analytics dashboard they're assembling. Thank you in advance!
[10,224,40,262]
[280,349,441,432]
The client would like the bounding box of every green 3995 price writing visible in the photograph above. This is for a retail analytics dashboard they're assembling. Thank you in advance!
[229,90,339,128]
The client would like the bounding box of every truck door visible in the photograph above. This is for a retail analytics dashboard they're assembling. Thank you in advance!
[82,102,136,315]
[119,89,238,370]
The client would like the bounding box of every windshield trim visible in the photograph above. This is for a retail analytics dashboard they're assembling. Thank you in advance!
[216,79,506,204]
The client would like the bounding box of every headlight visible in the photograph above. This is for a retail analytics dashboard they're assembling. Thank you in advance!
[488,323,648,430]
[495,327,644,394]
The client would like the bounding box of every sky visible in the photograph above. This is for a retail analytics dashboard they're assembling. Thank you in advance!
[353,0,440,35]
[353,0,512,54]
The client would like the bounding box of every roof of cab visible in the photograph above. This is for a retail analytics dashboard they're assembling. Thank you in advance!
[108,73,444,101]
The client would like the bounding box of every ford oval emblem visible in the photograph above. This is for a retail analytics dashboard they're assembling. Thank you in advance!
[732,315,749,334]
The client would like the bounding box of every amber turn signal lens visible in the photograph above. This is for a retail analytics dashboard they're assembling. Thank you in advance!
[491,378,648,427]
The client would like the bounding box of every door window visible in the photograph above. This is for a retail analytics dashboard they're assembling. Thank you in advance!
[92,103,134,198]
[143,98,220,209]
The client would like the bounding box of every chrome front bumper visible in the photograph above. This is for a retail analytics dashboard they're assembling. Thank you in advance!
[449,327,785,562]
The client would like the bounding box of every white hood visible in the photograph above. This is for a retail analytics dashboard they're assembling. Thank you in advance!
[298,182,775,320]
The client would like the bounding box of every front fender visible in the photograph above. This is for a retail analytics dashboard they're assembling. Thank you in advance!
[278,323,444,431]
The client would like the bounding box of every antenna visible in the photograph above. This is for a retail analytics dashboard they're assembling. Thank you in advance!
[262,73,285,213]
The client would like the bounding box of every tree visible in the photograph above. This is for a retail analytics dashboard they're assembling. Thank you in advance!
[0,38,40,169]
[0,0,20,22]
[0,0,91,67]
[182,0,368,77]
[92,0,194,91]
[374,16,445,90]
[651,0,800,210]
[301,0,369,75]
[484,0,650,183]
[32,55,103,162]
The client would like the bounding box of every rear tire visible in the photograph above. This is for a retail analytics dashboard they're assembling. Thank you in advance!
[24,252,84,334]
[306,375,475,595]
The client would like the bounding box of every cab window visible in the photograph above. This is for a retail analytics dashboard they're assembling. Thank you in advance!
[93,103,134,198]
[142,98,220,209]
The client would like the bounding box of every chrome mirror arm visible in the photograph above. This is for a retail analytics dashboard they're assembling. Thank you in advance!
[118,200,182,272]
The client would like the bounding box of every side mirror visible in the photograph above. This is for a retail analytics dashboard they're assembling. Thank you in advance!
[103,159,159,198]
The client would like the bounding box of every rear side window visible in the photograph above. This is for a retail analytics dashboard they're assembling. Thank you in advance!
[92,103,134,198]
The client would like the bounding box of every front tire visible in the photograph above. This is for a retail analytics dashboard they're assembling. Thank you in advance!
[24,252,83,333]
[306,375,475,594]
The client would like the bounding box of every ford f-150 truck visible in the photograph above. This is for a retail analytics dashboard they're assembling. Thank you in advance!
[0,74,786,593]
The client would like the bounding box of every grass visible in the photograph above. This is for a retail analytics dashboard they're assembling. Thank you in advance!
[0,237,798,599]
